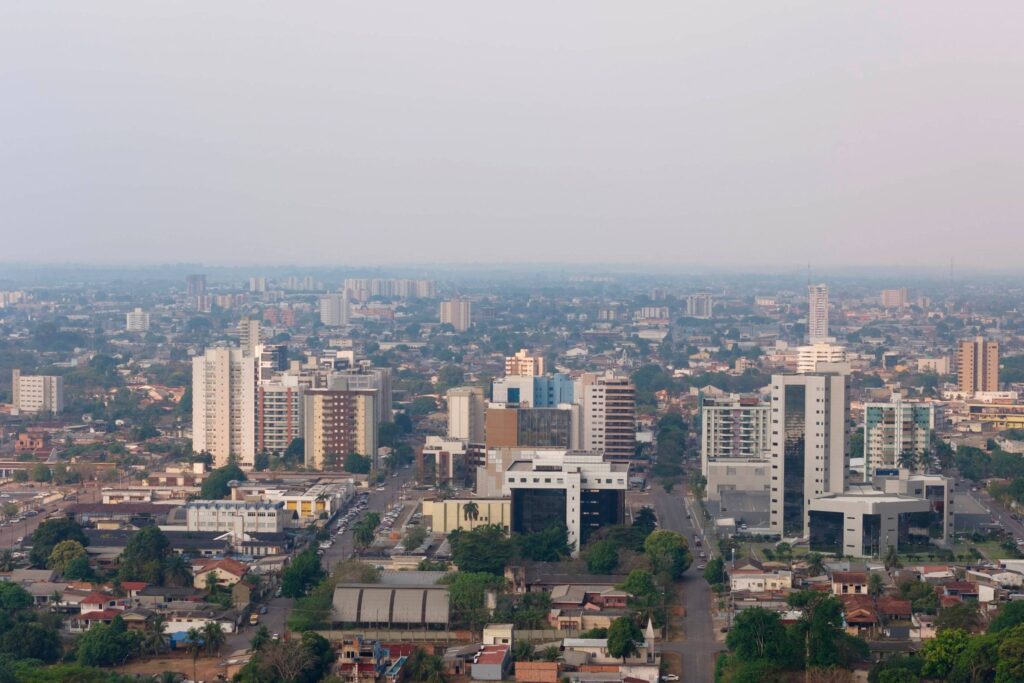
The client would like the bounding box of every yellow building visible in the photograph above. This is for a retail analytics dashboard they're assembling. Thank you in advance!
[421,498,511,534]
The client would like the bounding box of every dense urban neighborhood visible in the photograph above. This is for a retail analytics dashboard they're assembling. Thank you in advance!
[2,269,1024,683]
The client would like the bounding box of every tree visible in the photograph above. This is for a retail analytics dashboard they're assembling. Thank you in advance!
[250,626,271,652]
[186,627,203,683]
[259,640,314,682]
[142,614,168,656]
[633,506,657,534]
[12,470,28,483]
[281,549,325,598]
[29,518,88,568]
[989,600,1024,634]
[199,463,246,499]
[31,463,52,482]
[462,501,479,522]
[606,617,644,661]
[205,570,220,595]
[407,648,447,683]
[921,628,971,679]
[788,590,868,669]
[511,640,535,662]
[441,572,505,632]
[403,525,428,550]
[586,540,619,574]
[897,450,919,472]
[353,519,376,550]
[118,526,170,584]
[0,550,14,572]
[516,525,572,562]
[62,555,96,581]
[936,601,981,633]
[805,552,827,577]
[0,582,33,610]
[1,502,20,521]
[867,572,885,597]
[643,529,691,579]
[449,525,514,575]
[0,621,62,663]
[76,618,138,667]
[47,539,88,573]
[202,622,226,657]
[884,545,901,570]
[704,557,727,586]
[343,453,371,474]
[162,553,192,587]
[726,608,792,664]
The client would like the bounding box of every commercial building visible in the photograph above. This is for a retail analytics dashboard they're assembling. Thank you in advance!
[578,372,636,460]
[796,343,846,374]
[332,571,450,628]
[505,450,628,554]
[505,349,545,377]
[881,288,908,308]
[863,396,935,479]
[192,347,256,469]
[807,283,829,343]
[303,388,378,471]
[485,405,575,449]
[700,395,771,504]
[492,374,574,408]
[685,294,714,319]
[957,336,999,394]
[421,497,511,533]
[769,371,848,538]
[421,436,485,487]
[185,500,293,534]
[11,370,64,415]
[231,479,356,524]
[447,386,486,443]
[440,299,472,332]
[125,307,150,332]
[917,357,950,375]
[319,293,350,327]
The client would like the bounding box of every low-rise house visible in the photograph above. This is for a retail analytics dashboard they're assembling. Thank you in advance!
[135,585,203,608]
[68,608,126,633]
[336,635,389,683]
[193,558,249,589]
[472,644,511,681]
[831,571,869,596]
[839,594,877,636]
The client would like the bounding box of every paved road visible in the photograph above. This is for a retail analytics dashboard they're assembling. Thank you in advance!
[1,482,100,550]
[648,486,725,683]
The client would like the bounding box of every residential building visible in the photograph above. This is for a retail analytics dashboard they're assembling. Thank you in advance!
[320,293,350,326]
[863,396,935,479]
[125,307,150,332]
[303,388,378,470]
[685,293,714,319]
[440,298,472,332]
[330,365,393,422]
[504,450,628,554]
[447,386,485,443]
[11,370,64,415]
[578,372,636,460]
[185,500,292,533]
[807,283,829,343]
[343,278,436,300]
[238,317,262,356]
[186,274,206,305]
[700,394,771,503]
[256,373,308,455]
[769,370,848,538]
[796,342,847,374]
[255,343,289,381]
[505,349,545,376]
[421,436,485,487]
[881,288,908,308]
[917,357,950,375]
[192,347,256,469]
[957,336,999,394]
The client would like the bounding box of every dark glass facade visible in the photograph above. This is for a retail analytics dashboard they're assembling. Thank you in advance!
[862,514,881,557]
[517,409,572,448]
[809,510,843,554]
[783,385,806,536]
[511,489,566,534]
[580,489,624,544]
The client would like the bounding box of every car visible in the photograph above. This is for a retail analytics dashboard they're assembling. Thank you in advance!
[662,676,680,682]
[260,606,268,615]
[272,633,280,641]
[697,564,706,570]
[699,552,707,559]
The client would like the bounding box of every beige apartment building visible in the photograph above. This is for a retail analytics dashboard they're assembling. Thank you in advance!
[440,298,472,332]
[303,388,378,471]
[957,336,999,394]
[505,349,545,377]
[192,347,255,469]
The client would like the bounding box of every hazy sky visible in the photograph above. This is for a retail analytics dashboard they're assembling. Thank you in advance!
[2,3,1022,269]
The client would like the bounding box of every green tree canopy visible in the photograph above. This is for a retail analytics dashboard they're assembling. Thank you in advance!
[199,463,246,499]
[643,529,691,579]
[449,525,513,575]
[585,540,619,574]
[30,518,88,568]
[606,617,644,661]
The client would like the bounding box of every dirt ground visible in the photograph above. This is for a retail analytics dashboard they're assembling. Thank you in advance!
[114,653,227,681]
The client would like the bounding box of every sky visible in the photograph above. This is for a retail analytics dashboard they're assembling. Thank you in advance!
[2,2,1022,269]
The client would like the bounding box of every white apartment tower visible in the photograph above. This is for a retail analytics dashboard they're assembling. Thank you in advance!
[505,349,545,377]
[863,396,935,479]
[11,370,64,415]
[319,293,349,327]
[192,347,256,469]
[447,386,486,443]
[238,317,262,356]
[686,294,714,319]
[440,299,472,332]
[796,342,847,374]
[125,307,151,332]
[769,371,848,538]
[578,372,637,460]
[807,283,829,343]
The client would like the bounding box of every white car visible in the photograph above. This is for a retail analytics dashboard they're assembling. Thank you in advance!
[662,676,680,682]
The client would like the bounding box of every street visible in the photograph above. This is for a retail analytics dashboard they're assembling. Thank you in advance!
[0,482,101,551]
[648,486,725,683]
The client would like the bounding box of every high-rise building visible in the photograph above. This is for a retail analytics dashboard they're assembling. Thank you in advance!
[186,274,206,299]
[880,288,908,308]
[957,336,999,394]
[807,283,829,343]
[447,386,485,443]
[256,373,308,455]
[255,344,289,381]
[685,294,714,319]
[768,371,848,537]
[484,405,575,449]
[125,307,151,332]
[319,293,349,327]
[11,370,64,416]
[303,388,378,470]
[492,373,575,408]
[700,394,771,504]
[249,277,267,293]
[344,278,436,301]
[192,347,256,469]
[505,349,545,377]
[863,396,935,479]
[578,372,636,460]
[328,366,393,424]
[440,299,472,332]
[238,317,263,356]
[796,342,847,374]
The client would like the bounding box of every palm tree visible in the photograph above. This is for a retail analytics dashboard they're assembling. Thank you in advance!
[144,614,168,655]
[202,621,226,658]
[463,501,479,523]
[897,450,918,472]
[186,627,203,683]
[805,552,826,577]
[917,449,936,474]
[884,545,901,570]
[162,553,192,587]
[867,572,884,597]
[0,550,15,572]
[204,570,220,596]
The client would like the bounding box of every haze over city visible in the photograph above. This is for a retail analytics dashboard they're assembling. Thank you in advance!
[3,2,1023,268]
